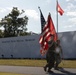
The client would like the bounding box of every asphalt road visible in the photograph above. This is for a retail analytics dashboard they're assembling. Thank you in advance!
[0,66,76,75]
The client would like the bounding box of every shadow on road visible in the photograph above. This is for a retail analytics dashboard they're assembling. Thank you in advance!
[48,68,76,75]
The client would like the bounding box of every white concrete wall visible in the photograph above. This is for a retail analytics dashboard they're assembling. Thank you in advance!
[0,35,41,58]
[0,31,76,59]
[58,31,76,59]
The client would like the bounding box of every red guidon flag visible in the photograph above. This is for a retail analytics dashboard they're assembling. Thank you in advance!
[48,14,58,42]
[39,13,58,55]
[57,2,64,16]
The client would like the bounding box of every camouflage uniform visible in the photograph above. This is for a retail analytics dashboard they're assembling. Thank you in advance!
[54,41,62,69]
[44,40,56,72]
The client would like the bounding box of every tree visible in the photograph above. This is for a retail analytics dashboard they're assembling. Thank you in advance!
[0,30,4,38]
[0,7,28,37]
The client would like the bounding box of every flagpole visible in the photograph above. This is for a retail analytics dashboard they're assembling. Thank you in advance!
[56,0,58,33]
[38,6,42,33]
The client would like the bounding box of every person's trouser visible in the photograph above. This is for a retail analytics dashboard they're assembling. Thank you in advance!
[54,54,61,68]
[45,52,55,71]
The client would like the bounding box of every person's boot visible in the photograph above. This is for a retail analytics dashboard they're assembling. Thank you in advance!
[48,68,53,73]
[54,64,59,70]
[44,66,47,72]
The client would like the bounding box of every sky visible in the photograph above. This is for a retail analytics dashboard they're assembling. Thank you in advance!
[0,0,76,33]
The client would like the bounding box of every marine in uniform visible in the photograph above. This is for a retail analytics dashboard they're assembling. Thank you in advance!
[44,35,56,73]
[54,40,63,70]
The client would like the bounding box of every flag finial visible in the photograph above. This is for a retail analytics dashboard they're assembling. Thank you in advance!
[38,6,40,10]
[48,12,51,17]
[38,6,40,9]
[49,12,51,15]
[38,6,41,12]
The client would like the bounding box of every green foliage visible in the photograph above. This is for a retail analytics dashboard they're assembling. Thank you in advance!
[0,7,29,37]
[0,30,4,38]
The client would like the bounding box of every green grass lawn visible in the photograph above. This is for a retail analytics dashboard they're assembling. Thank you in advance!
[0,72,25,75]
[0,59,76,68]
